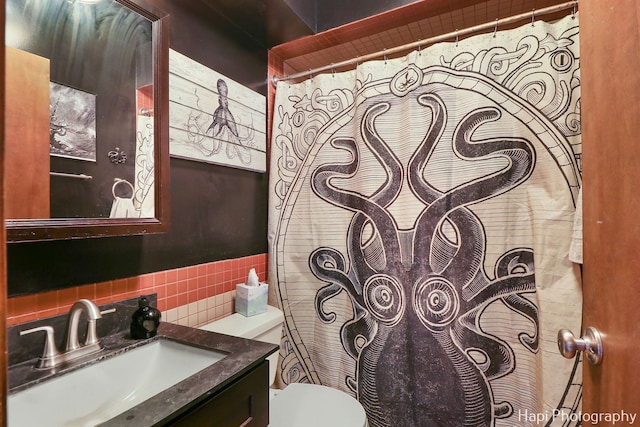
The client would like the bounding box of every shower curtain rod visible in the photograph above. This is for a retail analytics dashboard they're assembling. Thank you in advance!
[272,0,577,84]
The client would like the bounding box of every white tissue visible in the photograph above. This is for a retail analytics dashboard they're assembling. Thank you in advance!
[247,268,259,287]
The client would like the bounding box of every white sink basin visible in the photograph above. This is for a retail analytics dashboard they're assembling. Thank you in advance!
[8,339,226,427]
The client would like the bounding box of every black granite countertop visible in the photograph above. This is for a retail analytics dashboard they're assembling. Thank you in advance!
[8,303,277,426]
[105,323,277,426]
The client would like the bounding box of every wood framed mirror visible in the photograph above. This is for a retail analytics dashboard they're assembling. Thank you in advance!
[4,0,169,242]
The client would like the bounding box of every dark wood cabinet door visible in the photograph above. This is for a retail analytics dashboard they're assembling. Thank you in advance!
[169,361,269,427]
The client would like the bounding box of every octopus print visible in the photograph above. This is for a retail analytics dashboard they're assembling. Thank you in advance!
[207,79,240,140]
[269,15,582,427]
[168,49,267,172]
[310,93,538,426]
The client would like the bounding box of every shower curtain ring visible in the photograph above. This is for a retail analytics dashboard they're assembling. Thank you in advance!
[455,30,459,47]
[417,39,422,56]
[493,18,498,38]
[531,9,535,26]
[331,63,336,77]
[572,1,577,18]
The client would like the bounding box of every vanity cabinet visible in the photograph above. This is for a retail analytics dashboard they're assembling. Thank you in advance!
[169,361,269,427]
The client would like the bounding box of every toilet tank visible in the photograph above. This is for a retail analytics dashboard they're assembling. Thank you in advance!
[199,305,284,386]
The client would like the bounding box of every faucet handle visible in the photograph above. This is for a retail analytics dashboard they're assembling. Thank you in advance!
[100,308,116,316]
[20,326,61,368]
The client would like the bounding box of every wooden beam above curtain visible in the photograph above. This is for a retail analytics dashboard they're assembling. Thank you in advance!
[270,0,577,83]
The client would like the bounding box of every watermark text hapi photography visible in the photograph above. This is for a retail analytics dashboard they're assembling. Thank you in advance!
[518,409,637,425]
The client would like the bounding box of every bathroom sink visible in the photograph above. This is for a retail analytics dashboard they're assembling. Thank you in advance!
[8,339,226,427]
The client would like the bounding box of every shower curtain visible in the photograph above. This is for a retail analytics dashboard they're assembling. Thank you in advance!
[268,14,582,427]
[133,115,155,218]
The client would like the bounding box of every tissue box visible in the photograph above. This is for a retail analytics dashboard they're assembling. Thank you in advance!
[235,282,268,317]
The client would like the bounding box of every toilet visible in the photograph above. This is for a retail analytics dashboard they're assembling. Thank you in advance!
[200,305,368,427]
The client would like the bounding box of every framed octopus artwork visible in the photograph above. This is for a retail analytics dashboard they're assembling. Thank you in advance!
[168,49,267,172]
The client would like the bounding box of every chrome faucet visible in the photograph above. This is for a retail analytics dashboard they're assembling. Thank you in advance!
[20,299,116,369]
[66,299,106,352]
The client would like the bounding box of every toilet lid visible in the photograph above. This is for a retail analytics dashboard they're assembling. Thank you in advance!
[269,383,367,427]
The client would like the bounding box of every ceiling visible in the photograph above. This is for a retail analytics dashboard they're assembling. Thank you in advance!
[197,0,315,48]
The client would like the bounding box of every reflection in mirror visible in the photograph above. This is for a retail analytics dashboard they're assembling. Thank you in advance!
[4,0,169,241]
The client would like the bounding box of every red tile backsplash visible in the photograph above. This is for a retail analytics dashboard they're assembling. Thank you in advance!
[7,253,268,327]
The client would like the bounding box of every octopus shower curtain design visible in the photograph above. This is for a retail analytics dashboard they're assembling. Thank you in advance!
[268,15,582,427]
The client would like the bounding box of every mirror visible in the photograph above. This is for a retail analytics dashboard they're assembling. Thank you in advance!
[4,0,169,241]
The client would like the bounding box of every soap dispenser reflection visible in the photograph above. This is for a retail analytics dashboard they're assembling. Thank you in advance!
[130,297,161,339]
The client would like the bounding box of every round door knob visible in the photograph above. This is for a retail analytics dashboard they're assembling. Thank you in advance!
[557,326,603,365]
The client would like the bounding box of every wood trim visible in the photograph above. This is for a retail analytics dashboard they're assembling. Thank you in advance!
[4,48,50,219]
[1,0,8,422]
[270,0,490,59]
[270,0,572,78]
[266,51,285,170]
[580,0,640,414]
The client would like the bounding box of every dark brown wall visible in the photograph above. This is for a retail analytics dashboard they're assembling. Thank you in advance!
[7,0,412,296]
[7,1,279,296]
